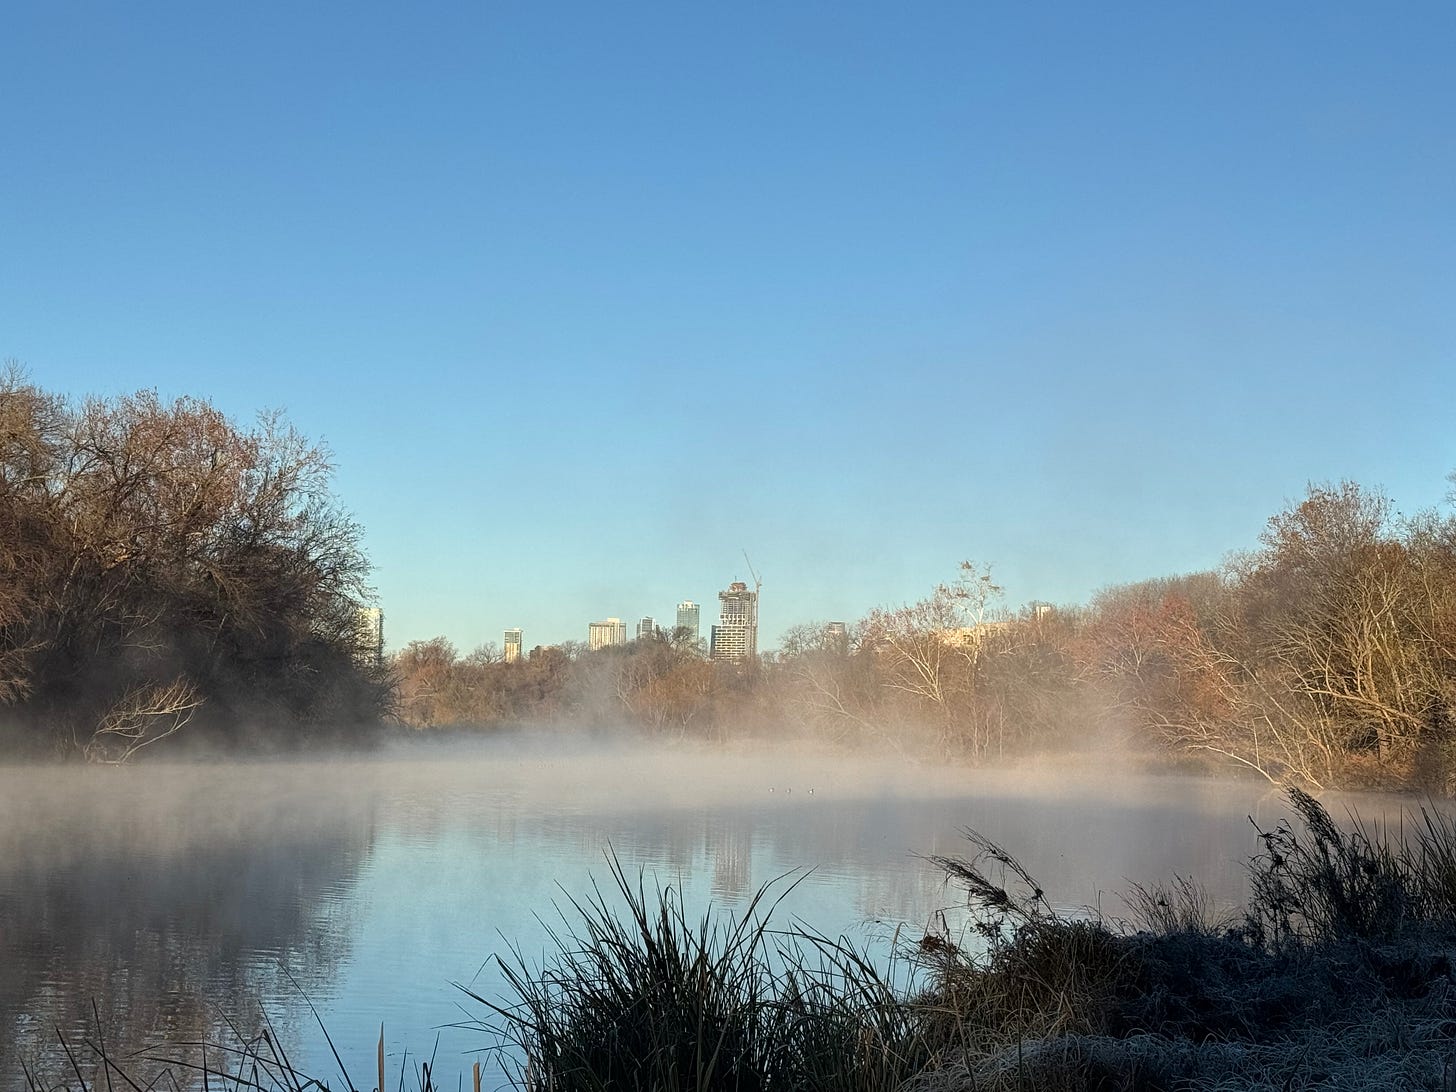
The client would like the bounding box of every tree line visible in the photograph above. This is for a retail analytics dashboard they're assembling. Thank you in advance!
[394,478,1456,793]
[9,372,1454,790]
[0,371,390,759]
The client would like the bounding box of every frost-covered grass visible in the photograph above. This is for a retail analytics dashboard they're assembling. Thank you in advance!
[906,787,1456,1090]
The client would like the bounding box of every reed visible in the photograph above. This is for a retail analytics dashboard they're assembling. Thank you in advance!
[460,852,935,1092]
[1240,786,1456,950]
[22,1005,444,1092]
[903,789,1456,1090]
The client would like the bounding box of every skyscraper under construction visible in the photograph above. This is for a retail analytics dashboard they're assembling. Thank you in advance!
[710,581,758,664]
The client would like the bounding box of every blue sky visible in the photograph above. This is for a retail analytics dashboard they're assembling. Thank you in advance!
[3,3,1454,653]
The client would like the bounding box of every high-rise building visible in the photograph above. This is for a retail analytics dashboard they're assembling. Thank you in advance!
[354,607,384,667]
[676,601,700,643]
[503,628,523,663]
[636,617,656,641]
[710,582,758,664]
[588,618,628,651]
[826,621,848,655]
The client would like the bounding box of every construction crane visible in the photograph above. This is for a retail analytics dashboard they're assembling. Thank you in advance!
[742,549,762,601]
[742,550,763,665]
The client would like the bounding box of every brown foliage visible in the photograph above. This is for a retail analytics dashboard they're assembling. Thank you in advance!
[0,371,389,758]
[375,475,1456,797]
[1078,483,1456,789]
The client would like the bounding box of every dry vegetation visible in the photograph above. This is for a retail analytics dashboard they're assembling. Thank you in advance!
[0,370,390,757]
[395,480,1456,796]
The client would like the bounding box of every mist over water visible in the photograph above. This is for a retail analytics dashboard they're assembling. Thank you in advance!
[0,737,1426,1089]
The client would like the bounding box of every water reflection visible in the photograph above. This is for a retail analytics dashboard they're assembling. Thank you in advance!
[0,764,377,1087]
[0,741,1431,1090]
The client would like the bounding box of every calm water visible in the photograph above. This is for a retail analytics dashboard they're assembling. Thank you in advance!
[0,737,1417,1088]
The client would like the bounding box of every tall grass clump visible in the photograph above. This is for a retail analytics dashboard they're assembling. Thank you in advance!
[918,829,1135,1055]
[466,853,935,1092]
[1241,786,1456,951]
[904,790,1456,1091]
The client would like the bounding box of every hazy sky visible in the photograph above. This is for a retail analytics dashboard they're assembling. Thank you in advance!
[4,3,1453,653]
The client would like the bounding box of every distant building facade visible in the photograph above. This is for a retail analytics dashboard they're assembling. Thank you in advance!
[676,600,700,643]
[503,628,523,663]
[710,581,758,664]
[588,617,628,651]
[826,621,849,655]
[636,617,656,641]
[939,620,1012,648]
[354,607,384,667]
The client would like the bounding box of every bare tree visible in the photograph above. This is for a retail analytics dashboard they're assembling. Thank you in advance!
[0,375,388,756]
[1090,484,1456,789]
[859,561,1004,755]
[82,678,205,764]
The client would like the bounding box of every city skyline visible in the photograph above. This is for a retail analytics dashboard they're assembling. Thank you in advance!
[5,4,1453,657]
[483,591,732,659]
[459,581,760,661]
[392,586,1093,658]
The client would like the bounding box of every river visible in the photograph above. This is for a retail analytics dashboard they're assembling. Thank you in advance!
[0,736,1417,1089]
